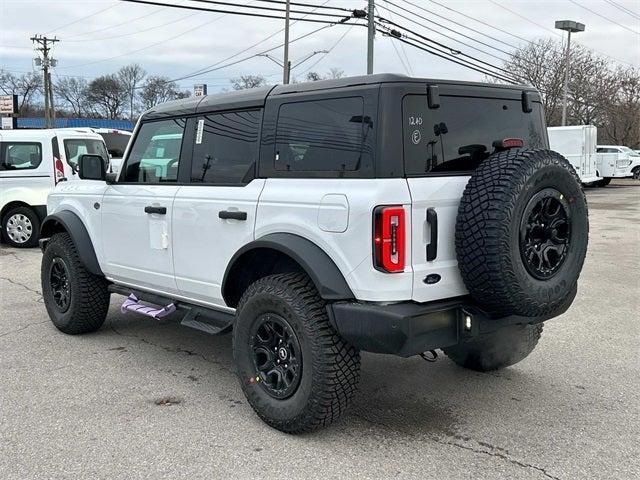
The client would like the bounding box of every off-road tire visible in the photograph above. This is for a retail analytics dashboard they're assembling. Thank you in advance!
[596,177,612,187]
[2,206,40,248]
[41,232,110,334]
[456,149,588,317]
[233,272,360,433]
[444,323,543,372]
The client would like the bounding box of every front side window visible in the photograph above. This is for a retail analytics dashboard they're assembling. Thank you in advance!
[63,138,109,170]
[123,118,185,183]
[191,110,261,184]
[403,95,546,175]
[0,142,42,170]
[275,97,367,172]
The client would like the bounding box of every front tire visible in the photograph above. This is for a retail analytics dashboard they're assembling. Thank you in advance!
[2,206,40,248]
[41,233,110,334]
[233,273,360,433]
[444,324,543,372]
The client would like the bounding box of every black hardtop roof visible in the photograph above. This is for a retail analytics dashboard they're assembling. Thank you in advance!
[140,74,534,121]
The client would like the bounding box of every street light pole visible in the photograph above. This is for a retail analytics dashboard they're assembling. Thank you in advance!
[283,0,291,84]
[367,0,375,74]
[555,20,585,126]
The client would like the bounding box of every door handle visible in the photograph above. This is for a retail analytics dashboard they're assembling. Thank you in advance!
[219,210,247,221]
[426,208,438,261]
[144,206,167,215]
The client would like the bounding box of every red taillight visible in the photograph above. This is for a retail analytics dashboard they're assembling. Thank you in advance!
[373,206,406,273]
[493,137,524,149]
[54,157,65,184]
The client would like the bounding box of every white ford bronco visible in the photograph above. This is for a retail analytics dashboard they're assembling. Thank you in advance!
[39,74,588,433]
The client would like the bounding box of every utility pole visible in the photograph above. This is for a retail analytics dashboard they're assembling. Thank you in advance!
[31,34,59,128]
[283,0,291,84]
[554,20,585,126]
[367,0,375,74]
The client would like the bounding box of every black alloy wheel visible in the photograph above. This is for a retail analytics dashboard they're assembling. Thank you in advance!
[49,257,71,312]
[519,188,571,280]
[250,313,302,399]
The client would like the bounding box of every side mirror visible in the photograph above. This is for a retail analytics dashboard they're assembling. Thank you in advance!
[78,154,106,181]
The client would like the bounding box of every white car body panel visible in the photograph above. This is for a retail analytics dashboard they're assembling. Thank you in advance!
[255,178,415,302]
[596,145,640,178]
[1,129,107,224]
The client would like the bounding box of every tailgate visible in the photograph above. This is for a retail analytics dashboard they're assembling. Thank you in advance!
[407,177,469,303]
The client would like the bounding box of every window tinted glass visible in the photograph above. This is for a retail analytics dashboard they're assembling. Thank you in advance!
[63,138,109,169]
[191,110,260,184]
[275,97,367,172]
[403,95,546,175]
[123,119,185,183]
[0,142,42,170]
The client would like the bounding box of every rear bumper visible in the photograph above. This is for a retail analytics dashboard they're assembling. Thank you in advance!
[328,286,577,357]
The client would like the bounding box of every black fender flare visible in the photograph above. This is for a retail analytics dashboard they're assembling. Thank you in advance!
[40,211,103,277]
[222,233,354,304]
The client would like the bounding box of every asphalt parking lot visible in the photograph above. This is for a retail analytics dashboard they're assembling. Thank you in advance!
[0,180,638,480]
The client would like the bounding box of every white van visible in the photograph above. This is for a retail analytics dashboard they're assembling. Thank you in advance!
[74,128,132,174]
[595,145,640,185]
[0,128,108,247]
[547,125,601,184]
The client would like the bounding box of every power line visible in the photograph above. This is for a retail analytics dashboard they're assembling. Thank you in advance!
[376,4,413,75]
[119,0,351,24]
[46,3,121,34]
[567,0,640,35]
[376,17,518,80]
[187,0,347,18]
[484,0,636,66]
[422,0,533,45]
[167,21,361,83]
[252,0,352,12]
[298,22,360,76]
[382,29,517,84]
[602,0,640,20]
[166,0,336,82]
[63,11,201,43]
[62,3,173,39]
[378,0,514,58]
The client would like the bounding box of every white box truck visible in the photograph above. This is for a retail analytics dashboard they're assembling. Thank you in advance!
[548,125,601,185]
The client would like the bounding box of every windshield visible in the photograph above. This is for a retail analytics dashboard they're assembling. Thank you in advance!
[97,132,131,158]
[63,138,109,169]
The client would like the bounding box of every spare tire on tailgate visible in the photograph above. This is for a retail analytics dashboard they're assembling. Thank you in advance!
[455,149,588,317]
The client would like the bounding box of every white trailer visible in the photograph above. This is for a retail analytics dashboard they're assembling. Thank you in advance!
[547,125,601,184]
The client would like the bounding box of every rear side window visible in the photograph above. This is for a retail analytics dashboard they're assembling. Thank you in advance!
[275,97,367,172]
[63,138,109,170]
[403,95,546,175]
[123,118,185,183]
[191,109,261,184]
[0,142,42,170]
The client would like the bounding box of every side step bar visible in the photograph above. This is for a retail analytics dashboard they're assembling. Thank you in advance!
[108,285,234,335]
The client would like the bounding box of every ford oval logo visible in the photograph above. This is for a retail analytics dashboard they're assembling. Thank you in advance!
[424,274,441,284]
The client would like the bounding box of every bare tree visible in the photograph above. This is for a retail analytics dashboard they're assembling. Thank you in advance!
[601,66,640,147]
[230,74,267,90]
[140,75,190,110]
[302,68,345,83]
[118,63,146,120]
[54,76,88,116]
[0,69,42,112]
[86,74,127,119]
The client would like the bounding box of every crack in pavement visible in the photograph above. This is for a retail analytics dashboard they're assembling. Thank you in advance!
[350,412,560,480]
[0,276,43,302]
[0,320,49,338]
[108,322,234,375]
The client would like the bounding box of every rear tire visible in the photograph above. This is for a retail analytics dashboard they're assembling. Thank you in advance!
[41,233,110,334]
[2,206,40,248]
[596,177,612,187]
[444,324,543,372]
[233,272,360,433]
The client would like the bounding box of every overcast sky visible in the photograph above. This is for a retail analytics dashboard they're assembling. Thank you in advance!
[1,0,639,94]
